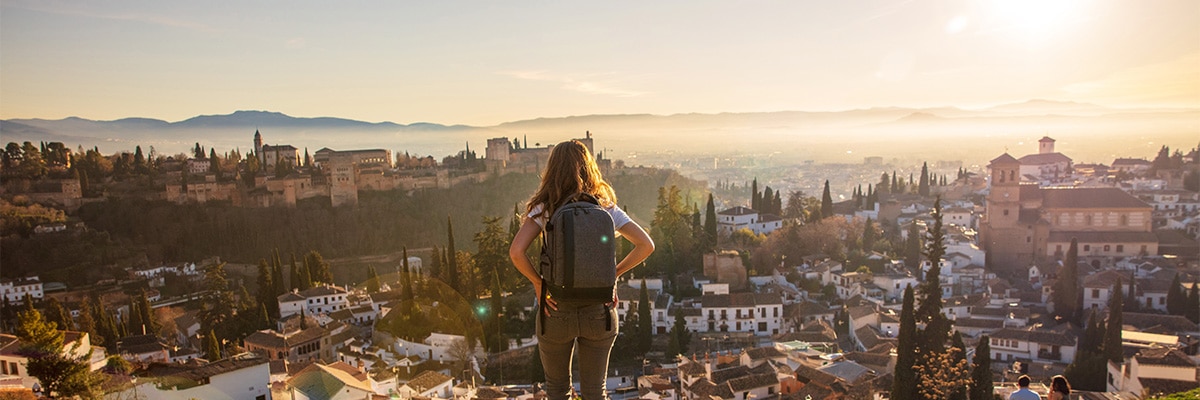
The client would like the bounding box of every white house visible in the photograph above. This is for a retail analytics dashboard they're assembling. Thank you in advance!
[0,277,43,303]
[116,353,271,400]
[988,327,1077,365]
[277,285,351,318]
[717,206,782,236]
[699,292,784,336]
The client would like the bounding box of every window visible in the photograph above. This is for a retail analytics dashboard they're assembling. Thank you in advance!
[1104,245,1111,252]
[1085,215,1093,226]
[1116,245,1124,253]
[1084,245,1091,251]
[1003,209,1010,216]
[1120,214,1128,226]
[1092,289,1100,299]
[1056,244,1062,253]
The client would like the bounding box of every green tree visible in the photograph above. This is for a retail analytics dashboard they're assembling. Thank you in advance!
[136,289,158,334]
[1053,238,1080,323]
[905,221,922,271]
[1104,280,1124,364]
[256,259,280,318]
[918,162,930,196]
[1187,282,1200,324]
[820,180,833,219]
[916,197,949,353]
[892,284,917,400]
[949,332,969,400]
[43,298,72,332]
[305,250,333,285]
[402,246,415,302]
[667,310,691,356]
[969,335,993,400]
[1166,274,1185,316]
[16,301,101,398]
[637,280,652,354]
[704,194,718,251]
[862,217,877,253]
[199,263,235,333]
[751,178,760,211]
[366,265,380,294]
[204,329,221,360]
[447,216,460,292]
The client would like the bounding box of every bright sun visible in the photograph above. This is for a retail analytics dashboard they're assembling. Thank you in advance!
[982,0,1085,46]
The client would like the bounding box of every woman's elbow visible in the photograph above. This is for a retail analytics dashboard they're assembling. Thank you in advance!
[641,238,656,254]
[508,245,527,263]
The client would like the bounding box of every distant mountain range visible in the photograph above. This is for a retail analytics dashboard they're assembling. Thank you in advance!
[2,100,1196,163]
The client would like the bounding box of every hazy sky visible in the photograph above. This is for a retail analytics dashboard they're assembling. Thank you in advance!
[2,0,1197,126]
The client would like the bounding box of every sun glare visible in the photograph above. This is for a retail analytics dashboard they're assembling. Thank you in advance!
[982,0,1085,46]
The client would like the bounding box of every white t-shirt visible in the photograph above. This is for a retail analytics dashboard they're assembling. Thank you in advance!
[527,203,633,232]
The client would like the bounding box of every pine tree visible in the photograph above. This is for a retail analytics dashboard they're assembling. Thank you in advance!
[637,280,652,354]
[447,216,460,293]
[1103,280,1124,364]
[892,284,917,400]
[1166,274,1185,316]
[918,162,930,196]
[16,301,102,398]
[43,298,72,331]
[820,180,833,219]
[969,335,993,400]
[704,194,718,251]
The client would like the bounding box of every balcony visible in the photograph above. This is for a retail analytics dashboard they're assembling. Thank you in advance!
[1037,349,1062,361]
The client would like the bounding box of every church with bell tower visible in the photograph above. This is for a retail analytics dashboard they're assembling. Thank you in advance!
[980,148,1156,278]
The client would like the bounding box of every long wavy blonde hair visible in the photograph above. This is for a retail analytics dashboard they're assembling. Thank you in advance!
[526,140,617,219]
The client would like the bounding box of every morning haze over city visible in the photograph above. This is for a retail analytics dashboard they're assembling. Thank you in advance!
[1,1,1198,400]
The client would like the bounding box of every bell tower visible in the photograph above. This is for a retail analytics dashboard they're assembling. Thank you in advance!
[986,153,1022,228]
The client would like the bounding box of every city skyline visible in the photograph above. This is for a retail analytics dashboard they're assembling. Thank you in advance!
[2,1,1197,126]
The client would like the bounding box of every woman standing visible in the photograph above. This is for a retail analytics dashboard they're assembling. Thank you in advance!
[1048,375,1071,400]
[509,140,654,400]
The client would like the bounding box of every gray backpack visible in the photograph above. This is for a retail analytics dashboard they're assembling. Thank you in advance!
[539,193,617,306]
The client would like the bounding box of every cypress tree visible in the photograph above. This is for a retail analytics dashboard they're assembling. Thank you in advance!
[447,216,459,292]
[918,162,930,196]
[137,289,157,334]
[762,186,774,214]
[366,265,380,294]
[290,257,302,291]
[637,280,652,354]
[403,246,415,301]
[1103,280,1124,364]
[204,329,221,361]
[1166,274,1184,316]
[820,180,833,219]
[969,335,993,400]
[1187,282,1200,323]
[772,191,782,216]
[751,178,760,211]
[905,222,922,271]
[892,284,917,400]
[430,245,442,281]
[892,172,898,193]
[917,197,950,353]
[1053,238,1080,323]
[43,297,72,331]
[949,332,969,400]
[704,194,718,251]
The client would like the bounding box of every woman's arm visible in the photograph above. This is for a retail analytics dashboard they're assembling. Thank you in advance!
[509,218,556,312]
[615,221,654,277]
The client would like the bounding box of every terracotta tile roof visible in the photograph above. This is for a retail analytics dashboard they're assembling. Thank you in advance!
[1047,231,1159,244]
[727,372,779,392]
[989,327,1076,347]
[718,206,757,216]
[1135,347,1197,367]
[989,153,1019,166]
[1041,187,1150,209]
[744,347,786,360]
[1018,153,1072,165]
[406,370,453,393]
